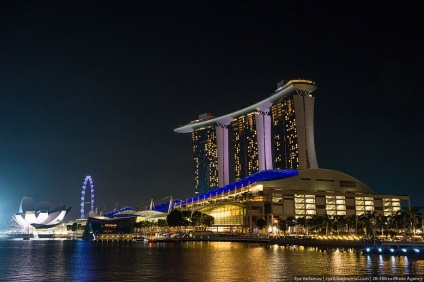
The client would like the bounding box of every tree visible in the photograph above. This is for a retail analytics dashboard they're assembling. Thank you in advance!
[157,219,167,227]
[167,210,184,227]
[322,214,333,236]
[285,216,297,234]
[297,217,307,235]
[199,214,214,229]
[166,209,214,230]
[279,220,288,236]
[393,210,407,236]
[181,210,192,226]
[358,211,378,239]
[379,215,389,237]
[334,215,347,235]
[309,215,323,233]
[191,211,202,226]
[406,206,423,237]
[256,218,267,230]
[345,215,357,235]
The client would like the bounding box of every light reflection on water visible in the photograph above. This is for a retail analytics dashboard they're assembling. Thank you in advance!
[0,240,422,281]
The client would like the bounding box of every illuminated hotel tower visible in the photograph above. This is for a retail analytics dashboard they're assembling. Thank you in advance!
[174,79,318,193]
[191,113,229,194]
[271,80,318,169]
[232,112,273,180]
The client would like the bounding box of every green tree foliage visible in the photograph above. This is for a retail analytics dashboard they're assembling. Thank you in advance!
[181,210,192,226]
[358,211,379,238]
[166,209,214,228]
[157,219,167,227]
[191,211,202,226]
[199,213,214,227]
[256,218,267,230]
[279,220,288,235]
[167,210,184,227]
[286,216,297,228]
[406,206,423,235]
[134,221,153,228]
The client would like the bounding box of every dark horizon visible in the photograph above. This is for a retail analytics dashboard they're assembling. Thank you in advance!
[1,1,423,223]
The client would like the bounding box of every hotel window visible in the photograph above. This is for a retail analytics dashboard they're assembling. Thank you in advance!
[382,198,401,216]
[294,194,316,217]
[355,197,374,215]
[272,193,283,203]
[326,195,346,216]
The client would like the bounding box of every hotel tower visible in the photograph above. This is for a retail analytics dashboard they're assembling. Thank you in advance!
[175,79,318,193]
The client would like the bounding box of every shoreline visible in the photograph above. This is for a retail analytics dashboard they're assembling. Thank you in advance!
[4,234,424,258]
[146,236,424,247]
[147,236,370,247]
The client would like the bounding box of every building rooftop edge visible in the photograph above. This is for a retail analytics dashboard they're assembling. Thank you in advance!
[174,81,316,133]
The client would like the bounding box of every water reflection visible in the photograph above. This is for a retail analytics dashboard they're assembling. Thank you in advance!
[0,240,423,281]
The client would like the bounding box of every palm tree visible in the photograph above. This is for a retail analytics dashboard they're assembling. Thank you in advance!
[334,215,347,235]
[308,214,322,234]
[379,215,389,237]
[256,218,267,233]
[296,217,308,236]
[278,220,288,236]
[358,211,377,239]
[393,210,408,237]
[345,215,357,235]
[322,214,333,236]
[406,206,423,238]
[286,216,297,235]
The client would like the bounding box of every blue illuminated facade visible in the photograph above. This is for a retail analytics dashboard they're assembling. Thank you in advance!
[169,169,298,210]
[105,169,298,215]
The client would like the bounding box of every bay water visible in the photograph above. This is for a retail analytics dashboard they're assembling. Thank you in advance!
[0,239,423,281]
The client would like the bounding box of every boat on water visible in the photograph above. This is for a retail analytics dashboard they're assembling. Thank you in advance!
[134,237,149,242]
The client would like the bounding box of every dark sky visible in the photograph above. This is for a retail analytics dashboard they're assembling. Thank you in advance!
[1,1,423,223]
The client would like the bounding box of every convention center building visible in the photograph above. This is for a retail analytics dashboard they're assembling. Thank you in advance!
[173,168,410,233]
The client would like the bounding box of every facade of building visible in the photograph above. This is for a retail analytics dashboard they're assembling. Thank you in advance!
[190,113,230,194]
[271,83,318,169]
[171,78,410,234]
[175,79,317,194]
[12,197,71,229]
[175,169,410,233]
[232,112,273,180]
[82,216,136,240]
[192,124,219,194]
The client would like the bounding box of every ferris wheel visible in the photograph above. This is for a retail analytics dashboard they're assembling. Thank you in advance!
[80,175,94,219]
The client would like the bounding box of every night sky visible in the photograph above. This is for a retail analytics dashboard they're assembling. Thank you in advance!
[1,1,423,223]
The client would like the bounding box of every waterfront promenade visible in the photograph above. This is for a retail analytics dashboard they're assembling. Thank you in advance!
[149,236,371,247]
[144,234,376,247]
[145,234,424,251]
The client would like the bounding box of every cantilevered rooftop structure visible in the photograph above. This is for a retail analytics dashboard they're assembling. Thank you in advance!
[175,79,318,194]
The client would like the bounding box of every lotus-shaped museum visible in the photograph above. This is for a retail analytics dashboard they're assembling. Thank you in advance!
[12,197,71,229]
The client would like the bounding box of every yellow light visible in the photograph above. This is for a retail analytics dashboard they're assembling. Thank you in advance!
[252,184,263,191]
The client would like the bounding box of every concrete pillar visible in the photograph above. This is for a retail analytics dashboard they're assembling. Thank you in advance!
[255,113,273,171]
[215,125,229,187]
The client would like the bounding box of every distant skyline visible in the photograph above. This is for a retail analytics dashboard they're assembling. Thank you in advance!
[1,1,423,223]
